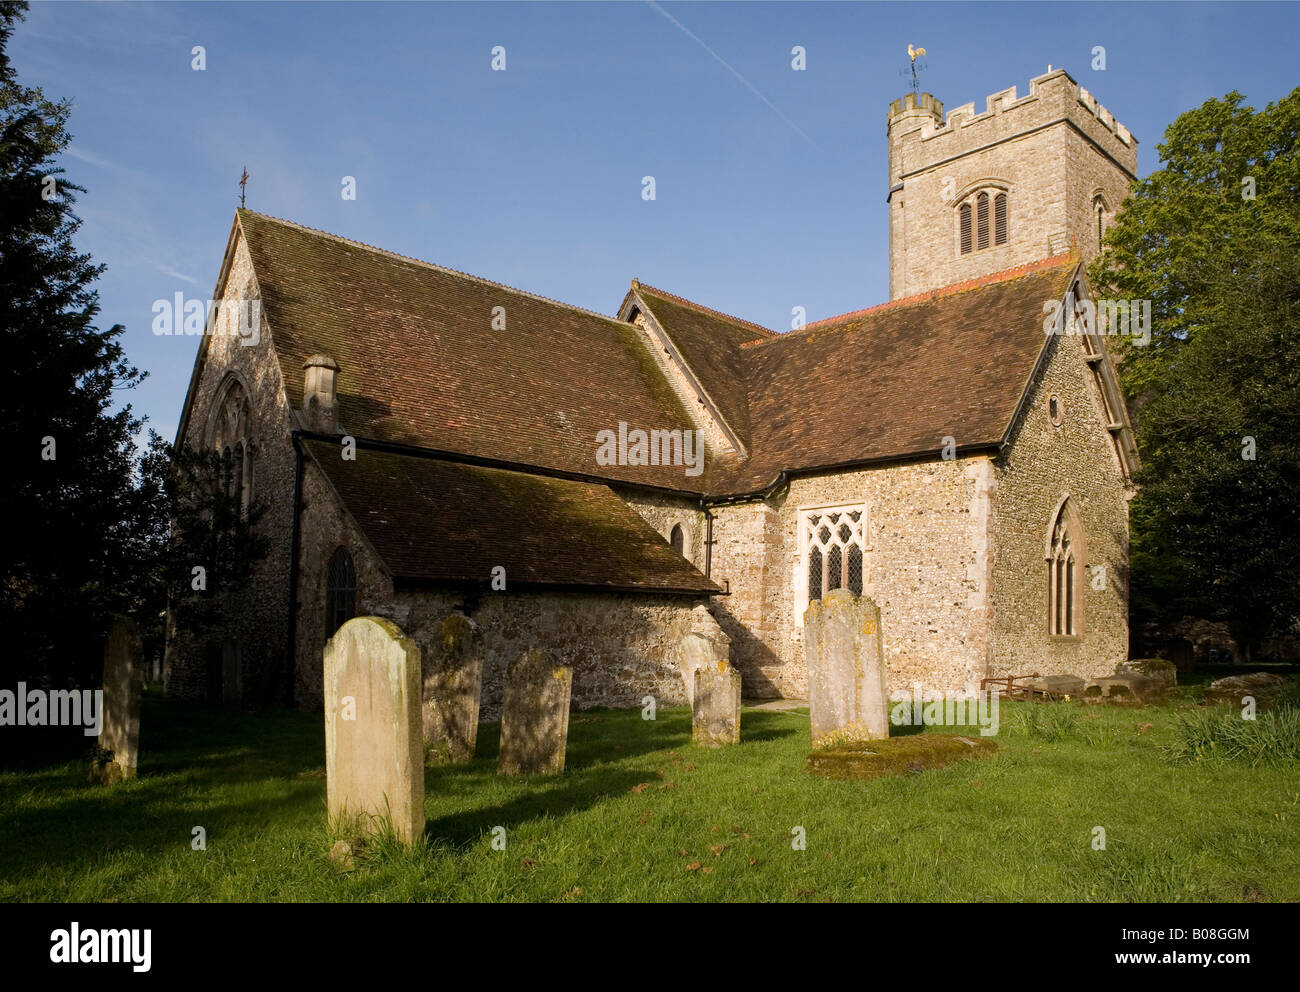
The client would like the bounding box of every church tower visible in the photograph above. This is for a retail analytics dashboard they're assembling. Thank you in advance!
[886,68,1137,300]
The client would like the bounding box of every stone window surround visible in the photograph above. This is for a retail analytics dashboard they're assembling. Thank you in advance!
[794,501,871,627]
[206,371,255,516]
[1092,189,1112,251]
[952,179,1012,257]
[1046,494,1086,639]
[664,517,696,565]
[1048,392,1065,427]
[325,545,357,639]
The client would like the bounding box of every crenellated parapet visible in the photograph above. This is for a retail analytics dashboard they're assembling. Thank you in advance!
[888,69,1137,178]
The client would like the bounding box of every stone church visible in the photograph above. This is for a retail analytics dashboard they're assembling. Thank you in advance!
[166,68,1140,715]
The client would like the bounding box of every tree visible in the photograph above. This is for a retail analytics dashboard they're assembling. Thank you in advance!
[0,0,151,693]
[1090,89,1300,658]
[0,6,268,767]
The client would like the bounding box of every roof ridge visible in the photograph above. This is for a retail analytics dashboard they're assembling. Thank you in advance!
[636,281,776,338]
[236,208,637,330]
[739,252,1078,349]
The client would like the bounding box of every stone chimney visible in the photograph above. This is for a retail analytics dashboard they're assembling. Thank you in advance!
[302,354,339,434]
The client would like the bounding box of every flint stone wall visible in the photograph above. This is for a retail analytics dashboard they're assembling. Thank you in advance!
[164,233,297,705]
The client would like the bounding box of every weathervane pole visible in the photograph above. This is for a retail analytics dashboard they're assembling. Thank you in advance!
[907,44,927,96]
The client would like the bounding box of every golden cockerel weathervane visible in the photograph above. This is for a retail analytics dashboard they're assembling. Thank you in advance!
[907,44,927,95]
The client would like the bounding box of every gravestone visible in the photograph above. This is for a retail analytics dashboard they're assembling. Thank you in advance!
[324,617,424,846]
[804,589,889,747]
[498,649,572,776]
[92,615,143,783]
[693,659,741,747]
[422,613,484,764]
[676,631,726,709]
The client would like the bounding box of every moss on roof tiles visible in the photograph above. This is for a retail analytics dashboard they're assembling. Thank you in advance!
[303,439,719,593]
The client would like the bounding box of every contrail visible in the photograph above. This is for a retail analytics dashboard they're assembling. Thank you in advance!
[646,1,819,149]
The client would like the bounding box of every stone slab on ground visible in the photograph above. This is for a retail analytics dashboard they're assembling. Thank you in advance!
[324,617,424,847]
[1083,674,1169,704]
[1117,658,1178,687]
[498,649,573,776]
[92,615,143,784]
[804,733,997,780]
[1203,672,1289,709]
[1026,674,1086,697]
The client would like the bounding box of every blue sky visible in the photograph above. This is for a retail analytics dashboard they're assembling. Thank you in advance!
[10,1,1300,439]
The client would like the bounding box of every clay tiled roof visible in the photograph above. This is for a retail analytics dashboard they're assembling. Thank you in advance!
[238,210,709,493]
[711,256,1079,493]
[236,209,1077,500]
[630,283,773,451]
[302,439,719,593]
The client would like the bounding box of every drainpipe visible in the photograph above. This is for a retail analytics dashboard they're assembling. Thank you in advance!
[703,504,714,579]
[285,432,304,706]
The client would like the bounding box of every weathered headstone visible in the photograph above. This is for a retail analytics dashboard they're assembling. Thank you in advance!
[92,615,143,783]
[324,617,424,846]
[676,631,725,709]
[498,649,572,776]
[693,659,741,747]
[422,613,484,764]
[804,589,889,747]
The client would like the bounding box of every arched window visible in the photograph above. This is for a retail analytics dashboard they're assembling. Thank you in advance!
[669,524,685,555]
[958,189,1008,254]
[325,547,356,639]
[210,377,253,515]
[1093,194,1107,250]
[1046,498,1086,637]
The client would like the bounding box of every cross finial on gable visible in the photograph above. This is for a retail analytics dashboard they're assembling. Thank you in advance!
[239,166,249,208]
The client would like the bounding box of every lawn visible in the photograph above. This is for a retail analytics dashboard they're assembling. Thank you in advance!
[1,686,1297,902]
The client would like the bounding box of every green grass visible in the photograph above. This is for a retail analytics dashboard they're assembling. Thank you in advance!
[1,688,1297,902]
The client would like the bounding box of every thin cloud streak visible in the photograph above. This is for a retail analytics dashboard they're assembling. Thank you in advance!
[646,1,819,149]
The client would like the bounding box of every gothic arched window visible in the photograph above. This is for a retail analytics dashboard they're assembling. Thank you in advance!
[669,524,685,555]
[325,547,357,639]
[210,377,253,515]
[1046,498,1086,637]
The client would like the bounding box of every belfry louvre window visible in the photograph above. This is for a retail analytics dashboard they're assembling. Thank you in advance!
[325,547,356,639]
[800,505,867,623]
[959,189,1008,254]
